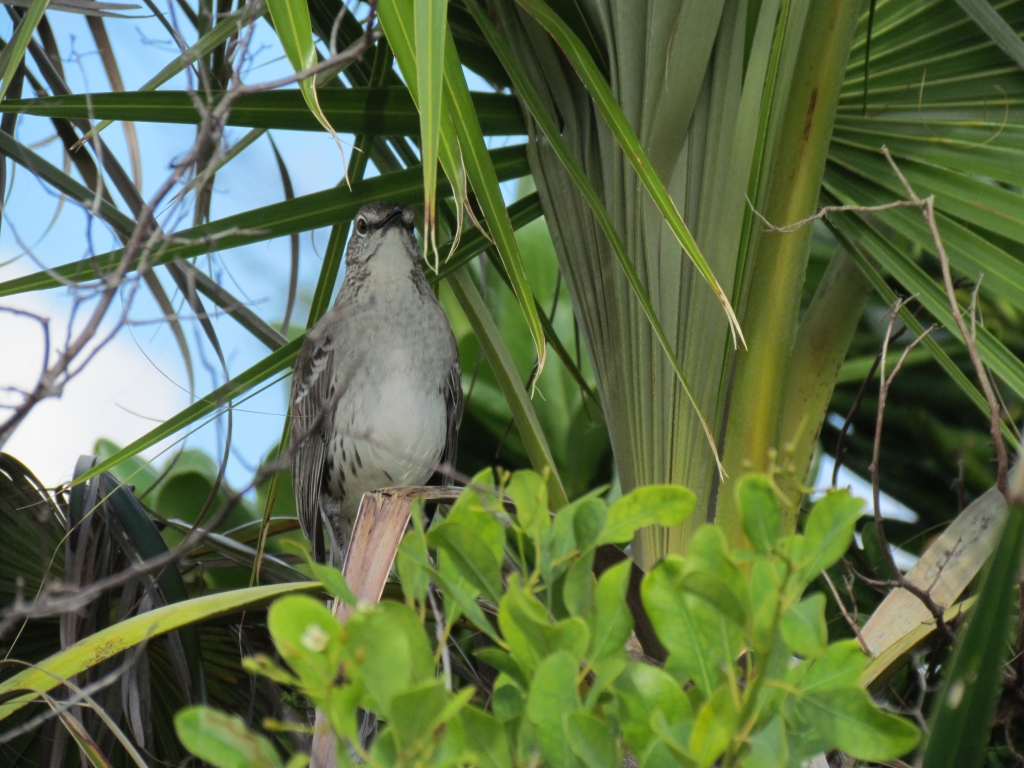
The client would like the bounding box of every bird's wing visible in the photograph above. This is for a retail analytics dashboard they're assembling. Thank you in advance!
[438,350,463,482]
[289,322,338,558]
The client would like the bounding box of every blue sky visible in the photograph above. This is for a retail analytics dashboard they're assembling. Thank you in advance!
[2,3,391,490]
[0,2,525,495]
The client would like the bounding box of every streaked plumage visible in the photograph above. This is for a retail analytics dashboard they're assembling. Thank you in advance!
[289,202,462,565]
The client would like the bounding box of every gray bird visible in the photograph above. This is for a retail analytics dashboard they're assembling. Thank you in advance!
[289,202,463,566]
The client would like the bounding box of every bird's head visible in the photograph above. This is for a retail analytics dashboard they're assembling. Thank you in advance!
[344,202,420,271]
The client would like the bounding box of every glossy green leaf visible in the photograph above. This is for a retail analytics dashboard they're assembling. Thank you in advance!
[680,570,747,628]
[474,648,528,692]
[588,559,633,662]
[566,712,618,768]
[460,706,513,768]
[689,685,738,768]
[736,474,781,554]
[921,504,1024,768]
[779,593,828,659]
[429,518,504,604]
[396,510,430,608]
[508,469,550,539]
[514,0,743,349]
[569,497,608,553]
[0,581,318,720]
[390,681,470,750]
[740,716,787,768]
[268,594,346,696]
[175,707,283,768]
[499,576,589,672]
[561,549,596,619]
[0,89,524,134]
[344,601,436,715]
[641,556,720,697]
[797,639,869,693]
[281,540,357,605]
[599,486,696,546]
[686,525,748,607]
[798,489,863,582]
[613,662,692,756]
[798,688,920,761]
[749,557,782,653]
[526,651,581,768]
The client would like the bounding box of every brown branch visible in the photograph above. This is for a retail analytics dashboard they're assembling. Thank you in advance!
[821,568,870,654]
[869,300,954,642]
[880,145,1009,496]
[748,195,924,233]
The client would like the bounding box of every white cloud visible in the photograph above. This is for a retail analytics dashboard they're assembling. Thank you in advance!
[0,281,189,489]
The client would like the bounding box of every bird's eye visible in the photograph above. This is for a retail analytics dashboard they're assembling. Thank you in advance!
[355,217,369,236]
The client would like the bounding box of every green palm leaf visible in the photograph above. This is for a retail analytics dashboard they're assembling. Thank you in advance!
[0,144,528,298]
[0,88,525,134]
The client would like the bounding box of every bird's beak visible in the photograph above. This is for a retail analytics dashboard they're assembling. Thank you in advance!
[380,207,404,233]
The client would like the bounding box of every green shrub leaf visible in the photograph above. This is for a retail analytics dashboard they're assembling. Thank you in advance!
[798,688,920,761]
[509,470,550,541]
[612,663,692,756]
[740,717,787,768]
[267,595,344,698]
[566,712,619,768]
[526,651,581,768]
[799,491,863,581]
[736,474,781,554]
[588,560,634,662]
[689,685,739,768]
[175,706,283,768]
[797,640,869,693]
[600,486,696,546]
[780,593,828,659]
[642,556,721,697]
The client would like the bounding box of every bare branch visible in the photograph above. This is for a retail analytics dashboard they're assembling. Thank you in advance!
[820,568,870,654]
[748,195,923,233]
[880,145,1009,494]
[868,301,953,642]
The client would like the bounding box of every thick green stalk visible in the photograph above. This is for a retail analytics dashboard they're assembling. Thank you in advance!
[776,248,872,525]
[717,0,862,545]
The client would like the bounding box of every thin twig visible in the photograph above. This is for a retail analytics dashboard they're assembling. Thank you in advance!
[832,318,915,487]
[821,568,870,654]
[748,195,922,233]
[880,145,1009,495]
[869,300,953,642]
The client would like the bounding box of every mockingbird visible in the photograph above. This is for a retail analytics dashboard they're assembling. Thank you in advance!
[290,202,463,566]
